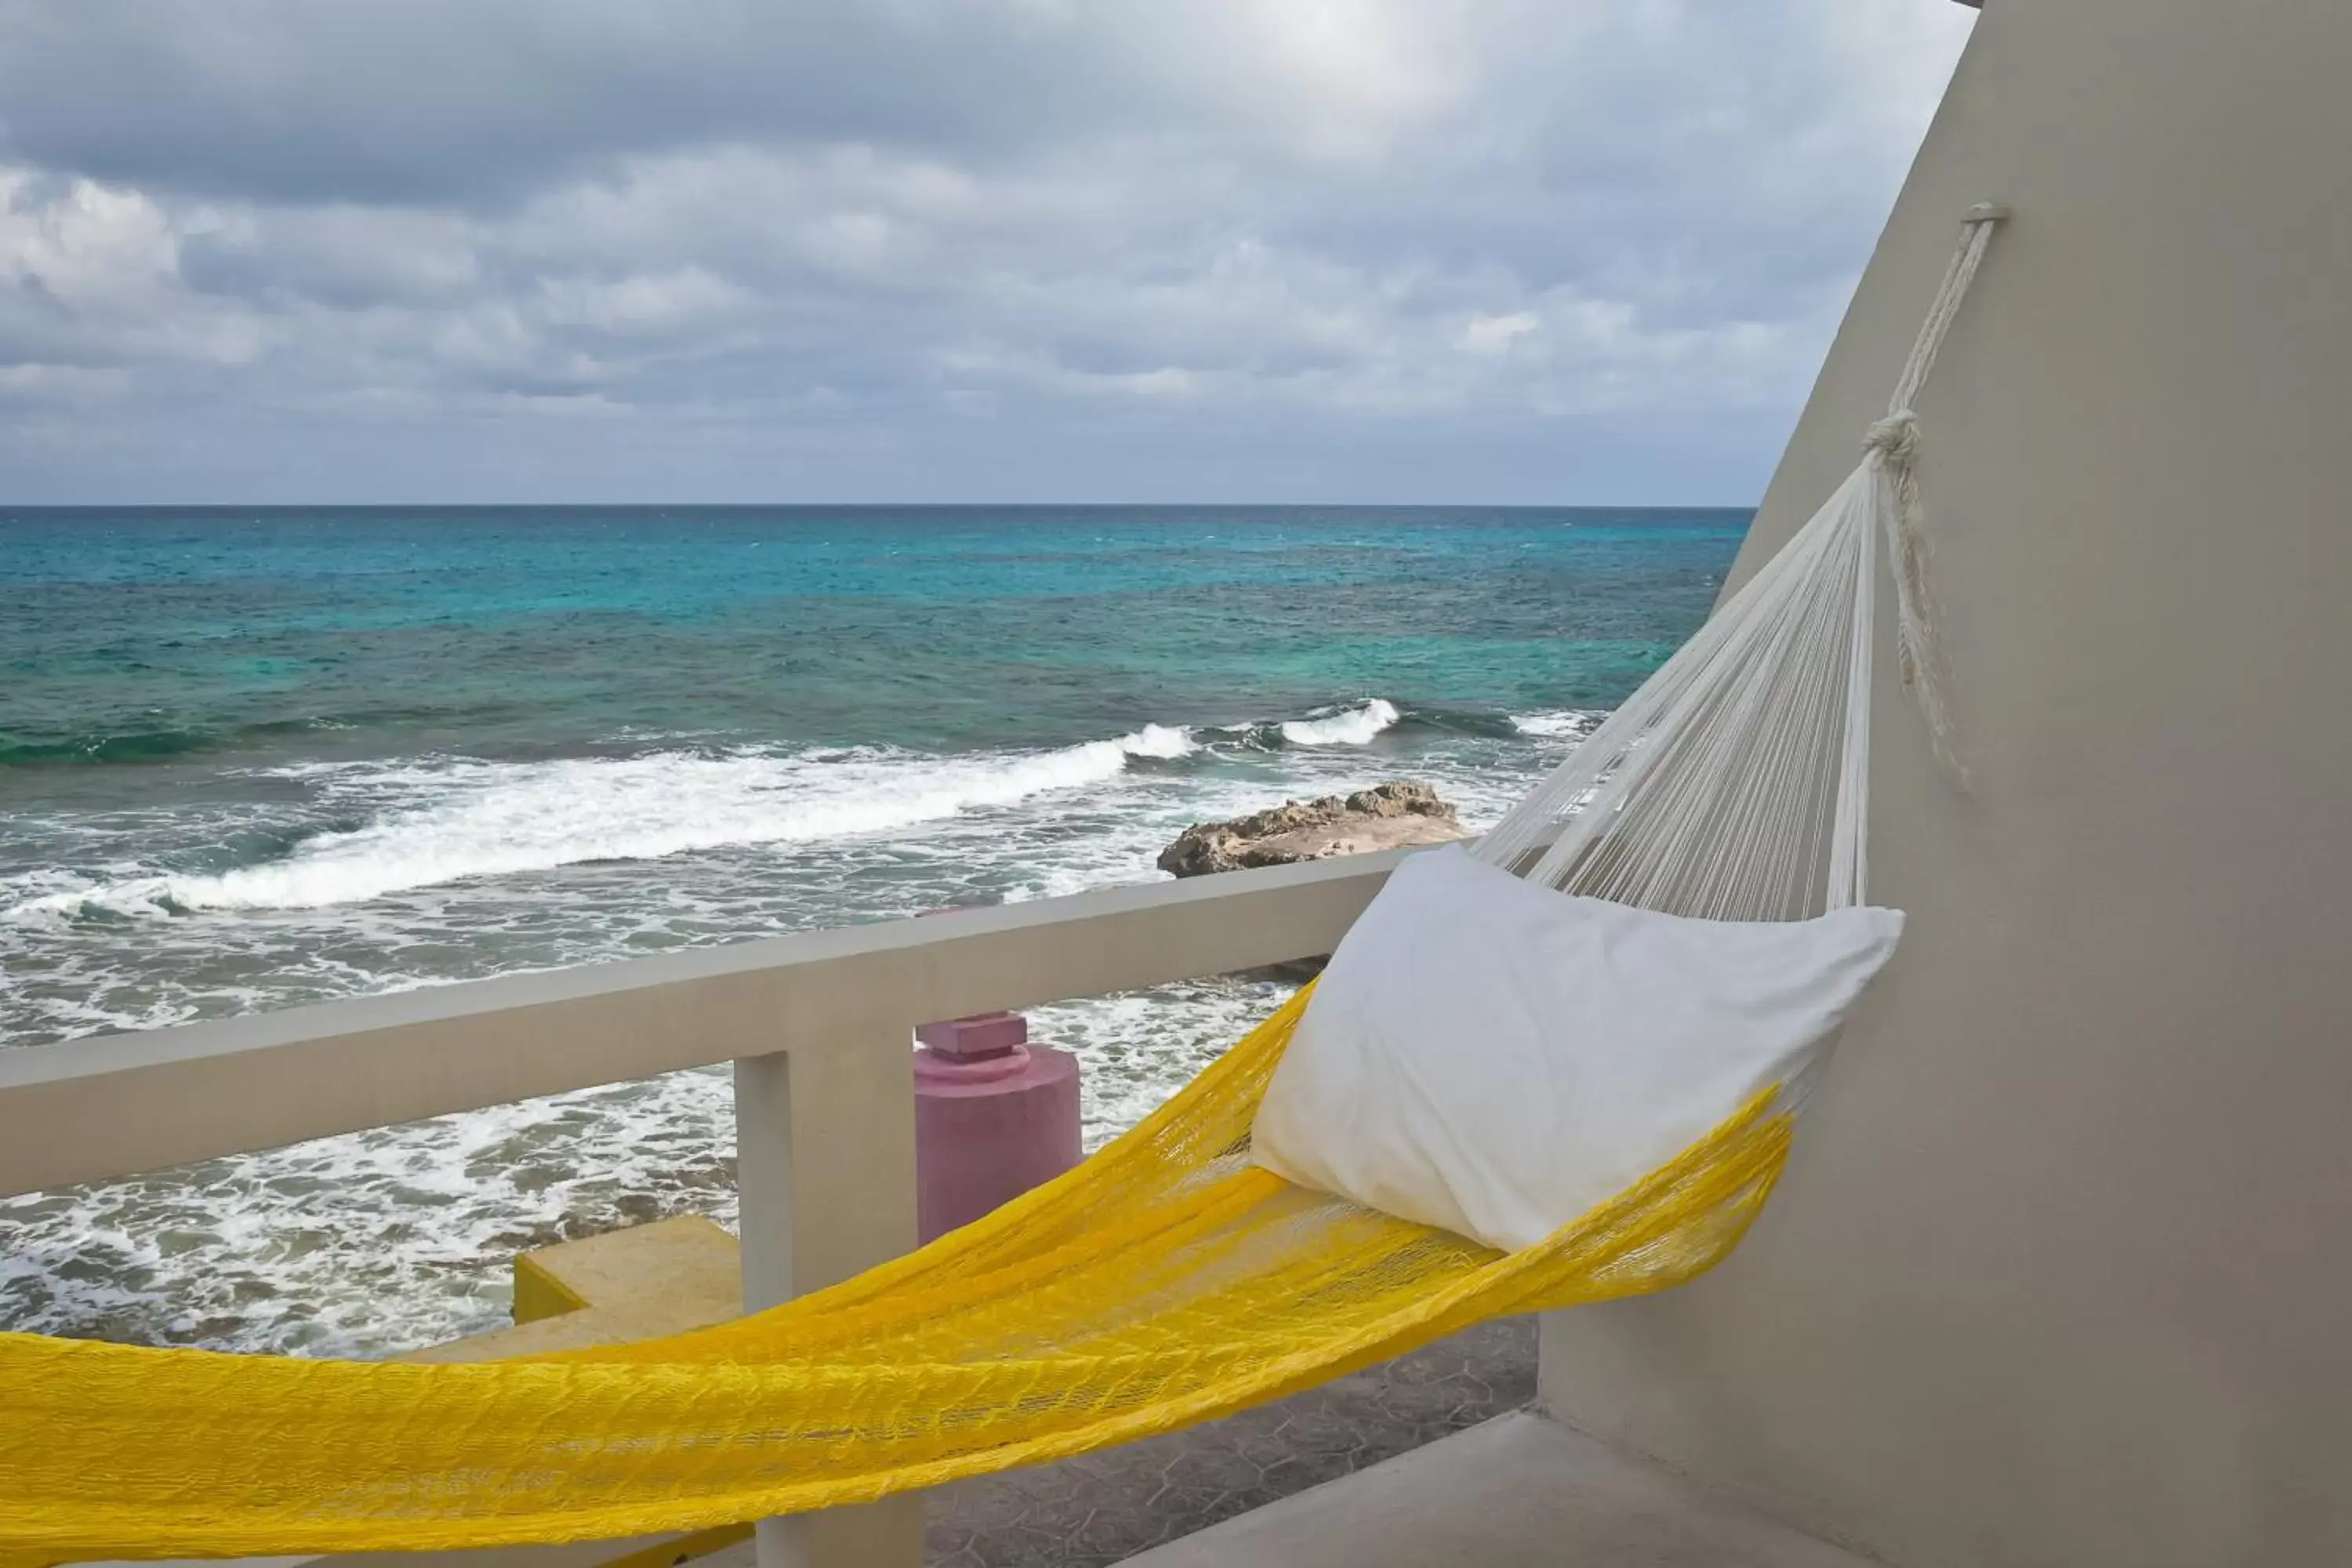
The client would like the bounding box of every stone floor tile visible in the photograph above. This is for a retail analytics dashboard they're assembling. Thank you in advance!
[921,1316,1534,1567]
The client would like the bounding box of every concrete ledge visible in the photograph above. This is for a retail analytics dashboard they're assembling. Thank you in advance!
[1117,1410,1879,1568]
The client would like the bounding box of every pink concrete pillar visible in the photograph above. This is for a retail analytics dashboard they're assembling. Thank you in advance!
[913,1011,1081,1244]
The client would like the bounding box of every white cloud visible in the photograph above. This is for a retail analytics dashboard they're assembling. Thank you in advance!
[1458,311,1539,356]
[0,171,180,307]
[0,169,268,369]
[536,267,752,336]
[0,1,1976,502]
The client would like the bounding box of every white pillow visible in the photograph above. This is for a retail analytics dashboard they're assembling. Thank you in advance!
[1250,846,1904,1252]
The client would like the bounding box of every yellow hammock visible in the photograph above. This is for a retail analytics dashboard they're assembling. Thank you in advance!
[0,982,1793,1567]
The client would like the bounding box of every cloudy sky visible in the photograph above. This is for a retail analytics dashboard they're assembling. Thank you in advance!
[0,2,1974,506]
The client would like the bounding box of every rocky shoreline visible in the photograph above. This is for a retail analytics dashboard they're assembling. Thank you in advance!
[1156,781,1469,879]
[1156,782,1465,979]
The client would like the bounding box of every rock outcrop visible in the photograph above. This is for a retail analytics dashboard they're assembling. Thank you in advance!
[1156,782,1469,879]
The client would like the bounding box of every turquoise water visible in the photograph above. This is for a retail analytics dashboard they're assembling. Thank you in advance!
[3,506,1730,768]
[0,505,1744,1352]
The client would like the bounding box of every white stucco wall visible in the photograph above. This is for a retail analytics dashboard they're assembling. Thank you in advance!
[1538,5,2352,1566]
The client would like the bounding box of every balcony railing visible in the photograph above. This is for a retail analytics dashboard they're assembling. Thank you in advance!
[0,848,1414,1568]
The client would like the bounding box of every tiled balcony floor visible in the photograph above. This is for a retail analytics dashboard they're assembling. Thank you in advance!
[924,1316,1534,1568]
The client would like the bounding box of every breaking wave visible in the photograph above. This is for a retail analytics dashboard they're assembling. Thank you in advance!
[1276,699,1400,746]
[2,724,1199,920]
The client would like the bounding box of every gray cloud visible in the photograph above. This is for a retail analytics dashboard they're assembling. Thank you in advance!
[0,1,1973,503]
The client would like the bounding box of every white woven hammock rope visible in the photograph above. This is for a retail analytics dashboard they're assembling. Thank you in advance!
[1474,203,2006,924]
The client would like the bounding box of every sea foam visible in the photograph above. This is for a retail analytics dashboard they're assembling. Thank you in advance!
[1277,699,1400,746]
[0,703,1584,1355]
[1509,710,1603,740]
[2,724,1198,920]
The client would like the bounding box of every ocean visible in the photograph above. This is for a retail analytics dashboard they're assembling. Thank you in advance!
[0,504,1745,1356]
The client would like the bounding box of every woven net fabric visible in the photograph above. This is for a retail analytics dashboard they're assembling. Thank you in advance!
[0,985,1793,1565]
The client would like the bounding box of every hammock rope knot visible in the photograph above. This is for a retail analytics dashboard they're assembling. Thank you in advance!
[1866,204,2006,789]
[1863,409,1922,464]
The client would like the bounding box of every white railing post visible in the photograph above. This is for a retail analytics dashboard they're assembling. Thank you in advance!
[733,1050,811,1568]
[734,1032,923,1568]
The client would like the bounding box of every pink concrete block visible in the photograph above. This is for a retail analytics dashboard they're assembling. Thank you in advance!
[915,1011,1029,1061]
[914,1029,1081,1245]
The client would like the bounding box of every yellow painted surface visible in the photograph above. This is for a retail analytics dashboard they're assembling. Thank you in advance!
[401,1215,743,1365]
[511,1252,592,1327]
